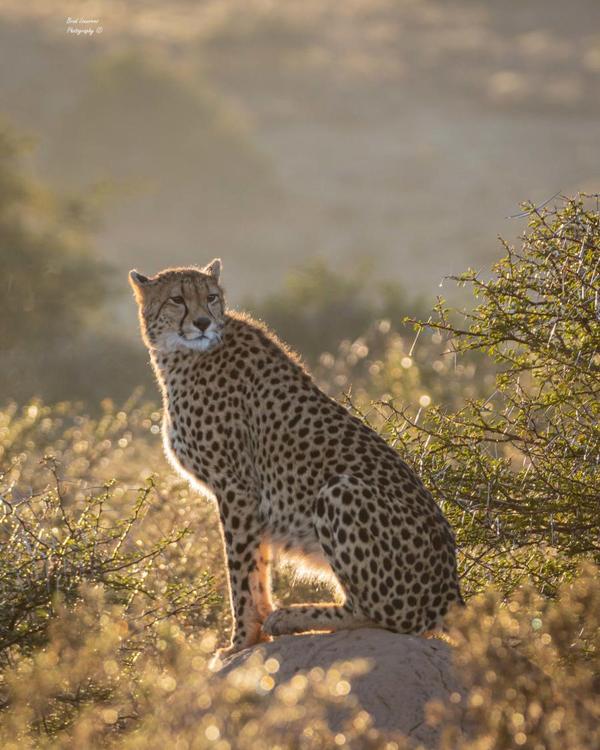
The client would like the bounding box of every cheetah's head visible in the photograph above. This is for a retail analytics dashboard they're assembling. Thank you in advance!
[128,259,226,354]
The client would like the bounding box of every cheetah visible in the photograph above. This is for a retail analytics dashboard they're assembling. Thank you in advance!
[130,260,464,656]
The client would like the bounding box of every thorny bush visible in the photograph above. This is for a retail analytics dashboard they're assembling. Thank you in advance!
[364,195,600,597]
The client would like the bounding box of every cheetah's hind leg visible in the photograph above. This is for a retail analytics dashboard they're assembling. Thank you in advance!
[263,478,389,638]
[312,474,448,635]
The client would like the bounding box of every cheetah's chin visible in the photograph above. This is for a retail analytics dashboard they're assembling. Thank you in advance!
[180,334,222,352]
[158,332,222,353]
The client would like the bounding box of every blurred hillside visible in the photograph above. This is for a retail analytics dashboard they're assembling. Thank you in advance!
[0,0,599,330]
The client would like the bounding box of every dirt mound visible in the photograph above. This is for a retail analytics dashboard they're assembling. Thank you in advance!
[218,628,464,748]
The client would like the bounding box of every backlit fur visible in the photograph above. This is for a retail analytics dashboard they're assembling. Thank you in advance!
[130,260,464,656]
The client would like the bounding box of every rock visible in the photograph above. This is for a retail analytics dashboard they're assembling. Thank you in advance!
[218,628,463,748]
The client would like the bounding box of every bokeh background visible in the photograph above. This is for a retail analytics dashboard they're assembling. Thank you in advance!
[1,0,599,402]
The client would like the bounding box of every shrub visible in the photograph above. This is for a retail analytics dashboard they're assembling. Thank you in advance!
[0,471,214,658]
[1,566,597,749]
[312,318,494,409]
[382,194,600,596]
[0,400,222,667]
[0,584,404,749]
[433,564,600,750]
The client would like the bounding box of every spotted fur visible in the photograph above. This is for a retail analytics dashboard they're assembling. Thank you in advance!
[130,260,464,655]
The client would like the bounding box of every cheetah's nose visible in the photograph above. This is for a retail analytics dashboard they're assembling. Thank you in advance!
[194,316,211,332]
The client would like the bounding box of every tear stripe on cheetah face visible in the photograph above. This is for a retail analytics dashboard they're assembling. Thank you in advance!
[130,261,464,653]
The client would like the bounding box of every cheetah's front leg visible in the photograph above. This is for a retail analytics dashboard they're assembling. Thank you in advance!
[217,498,273,656]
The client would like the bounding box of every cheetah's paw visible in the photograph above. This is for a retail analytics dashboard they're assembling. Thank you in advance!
[262,610,286,636]
[262,608,305,636]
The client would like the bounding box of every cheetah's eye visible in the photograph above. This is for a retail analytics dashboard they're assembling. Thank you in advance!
[207,294,219,303]
[170,296,185,304]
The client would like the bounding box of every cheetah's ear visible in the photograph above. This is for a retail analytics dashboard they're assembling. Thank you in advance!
[129,270,151,299]
[203,258,222,282]
[129,270,150,287]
